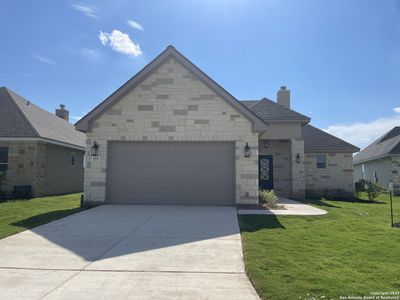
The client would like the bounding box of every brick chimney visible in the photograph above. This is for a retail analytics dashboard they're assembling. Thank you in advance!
[55,104,69,121]
[277,86,290,109]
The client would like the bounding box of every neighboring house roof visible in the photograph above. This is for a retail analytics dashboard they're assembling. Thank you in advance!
[242,98,311,123]
[75,45,267,133]
[302,124,360,153]
[0,87,86,149]
[353,127,400,164]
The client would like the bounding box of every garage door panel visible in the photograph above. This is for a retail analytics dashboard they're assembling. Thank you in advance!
[107,142,234,205]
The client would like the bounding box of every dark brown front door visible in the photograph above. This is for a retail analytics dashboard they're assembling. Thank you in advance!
[259,155,273,190]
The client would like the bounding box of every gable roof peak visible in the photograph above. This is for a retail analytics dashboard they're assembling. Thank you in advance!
[0,87,85,148]
[75,46,267,133]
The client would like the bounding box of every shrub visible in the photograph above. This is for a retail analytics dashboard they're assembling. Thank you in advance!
[355,180,365,196]
[259,189,279,209]
[365,181,383,201]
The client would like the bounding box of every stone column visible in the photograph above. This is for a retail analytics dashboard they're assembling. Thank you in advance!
[291,138,305,199]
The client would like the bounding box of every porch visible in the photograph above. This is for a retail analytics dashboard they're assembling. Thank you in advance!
[258,139,305,199]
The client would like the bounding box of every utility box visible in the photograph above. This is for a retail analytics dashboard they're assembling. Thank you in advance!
[13,185,32,199]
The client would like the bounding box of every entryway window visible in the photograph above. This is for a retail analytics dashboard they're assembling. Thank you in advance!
[0,147,8,174]
[316,154,326,169]
[70,152,76,168]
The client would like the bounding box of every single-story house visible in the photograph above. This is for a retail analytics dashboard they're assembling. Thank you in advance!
[353,127,400,190]
[0,87,86,197]
[76,46,359,206]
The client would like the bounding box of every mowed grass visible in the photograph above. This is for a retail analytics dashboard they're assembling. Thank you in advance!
[0,193,83,239]
[239,193,400,300]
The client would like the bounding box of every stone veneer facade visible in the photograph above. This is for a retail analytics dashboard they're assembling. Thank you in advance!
[259,140,292,197]
[291,139,306,198]
[305,152,354,198]
[258,139,306,199]
[0,141,46,197]
[84,57,259,205]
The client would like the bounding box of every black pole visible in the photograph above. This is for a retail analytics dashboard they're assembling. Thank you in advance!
[390,190,394,227]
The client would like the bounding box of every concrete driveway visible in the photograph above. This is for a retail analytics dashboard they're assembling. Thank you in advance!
[0,205,259,300]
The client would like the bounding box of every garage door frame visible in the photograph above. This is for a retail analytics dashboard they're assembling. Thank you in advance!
[105,140,236,206]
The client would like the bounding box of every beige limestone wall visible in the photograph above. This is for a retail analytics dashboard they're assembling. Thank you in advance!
[305,152,354,198]
[291,139,306,198]
[260,122,302,140]
[259,140,292,197]
[0,141,46,197]
[84,57,259,205]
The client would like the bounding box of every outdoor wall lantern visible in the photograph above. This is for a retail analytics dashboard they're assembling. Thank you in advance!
[91,141,99,156]
[296,153,301,164]
[244,142,251,158]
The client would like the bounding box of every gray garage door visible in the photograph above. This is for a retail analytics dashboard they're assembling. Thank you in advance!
[107,142,235,205]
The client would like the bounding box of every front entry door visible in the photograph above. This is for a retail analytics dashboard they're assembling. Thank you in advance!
[259,155,273,190]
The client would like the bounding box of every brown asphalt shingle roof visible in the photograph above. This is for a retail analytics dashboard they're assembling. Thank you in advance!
[242,98,311,122]
[302,124,359,153]
[0,88,37,137]
[241,99,358,153]
[0,87,85,149]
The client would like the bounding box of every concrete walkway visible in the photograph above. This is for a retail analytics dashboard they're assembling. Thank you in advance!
[0,205,259,300]
[238,198,327,216]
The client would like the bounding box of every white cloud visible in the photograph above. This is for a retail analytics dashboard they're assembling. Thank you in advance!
[23,72,33,78]
[127,20,144,31]
[32,53,58,66]
[98,30,142,57]
[70,3,99,18]
[324,108,400,149]
[80,47,100,59]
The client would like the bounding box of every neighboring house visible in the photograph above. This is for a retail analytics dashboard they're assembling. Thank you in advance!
[0,87,86,197]
[76,46,359,206]
[353,127,400,190]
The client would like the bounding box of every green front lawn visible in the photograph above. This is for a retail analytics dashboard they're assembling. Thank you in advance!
[0,193,83,239]
[239,193,400,300]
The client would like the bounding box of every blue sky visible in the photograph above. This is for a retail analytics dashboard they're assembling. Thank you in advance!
[0,0,399,148]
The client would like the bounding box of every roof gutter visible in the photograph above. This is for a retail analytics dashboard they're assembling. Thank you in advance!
[353,153,400,165]
[0,137,85,151]
[305,149,359,154]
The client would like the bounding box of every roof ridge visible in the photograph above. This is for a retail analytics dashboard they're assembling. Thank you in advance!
[3,87,40,137]
[247,98,265,109]
[247,97,311,122]
[264,97,310,117]
[2,87,86,148]
[379,127,400,143]
[76,45,268,132]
